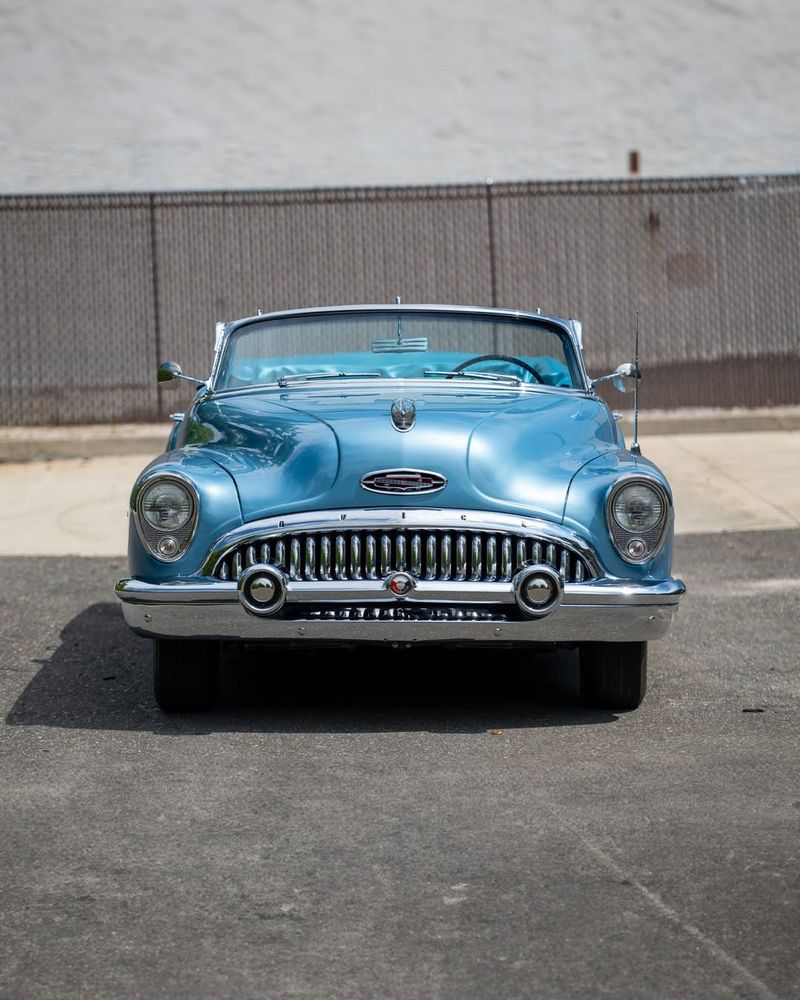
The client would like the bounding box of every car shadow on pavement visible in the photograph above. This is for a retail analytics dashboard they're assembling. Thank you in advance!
[6,602,617,733]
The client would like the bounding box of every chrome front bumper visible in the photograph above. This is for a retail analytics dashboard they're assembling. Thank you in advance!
[116,575,686,644]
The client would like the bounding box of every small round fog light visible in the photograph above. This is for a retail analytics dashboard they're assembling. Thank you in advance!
[626,538,647,559]
[238,564,286,616]
[524,576,554,607]
[157,535,179,557]
[514,565,562,617]
[249,575,277,604]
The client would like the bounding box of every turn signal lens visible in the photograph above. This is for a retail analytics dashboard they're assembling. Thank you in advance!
[157,536,179,557]
[626,538,647,559]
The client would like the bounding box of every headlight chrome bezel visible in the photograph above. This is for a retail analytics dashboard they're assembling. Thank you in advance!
[133,473,199,562]
[606,477,670,564]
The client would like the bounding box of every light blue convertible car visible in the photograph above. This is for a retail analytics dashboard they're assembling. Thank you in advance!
[116,304,685,712]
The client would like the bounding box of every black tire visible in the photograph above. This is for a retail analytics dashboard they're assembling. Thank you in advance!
[579,641,647,711]
[153,638,220,712]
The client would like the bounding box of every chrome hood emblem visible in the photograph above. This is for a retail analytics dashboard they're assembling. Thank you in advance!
[390,398,416,432]
[361,469,447,495]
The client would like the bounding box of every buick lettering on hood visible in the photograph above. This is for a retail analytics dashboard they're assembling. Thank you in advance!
[116,304,685,712]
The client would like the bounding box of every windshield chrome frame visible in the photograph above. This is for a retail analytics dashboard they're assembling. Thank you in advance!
[209,304,591,394]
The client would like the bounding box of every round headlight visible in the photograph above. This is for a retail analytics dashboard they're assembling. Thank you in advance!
[141,480,193,531]
[612,482,664,532]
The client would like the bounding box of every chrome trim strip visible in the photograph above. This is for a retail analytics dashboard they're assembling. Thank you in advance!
[117,576,685,608]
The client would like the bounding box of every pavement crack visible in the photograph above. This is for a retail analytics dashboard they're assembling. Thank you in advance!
[537,801,781,1000]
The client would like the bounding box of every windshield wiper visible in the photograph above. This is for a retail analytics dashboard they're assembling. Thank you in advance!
[277,371,382,387]
[423,370,521,385]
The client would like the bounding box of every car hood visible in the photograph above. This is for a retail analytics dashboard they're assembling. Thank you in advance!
[187,388,619,523]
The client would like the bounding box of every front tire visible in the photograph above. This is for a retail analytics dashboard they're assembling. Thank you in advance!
[579,641,647,711]
[153,638,220,712]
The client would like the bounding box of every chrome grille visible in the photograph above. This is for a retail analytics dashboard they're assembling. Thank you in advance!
[214,528,593,584]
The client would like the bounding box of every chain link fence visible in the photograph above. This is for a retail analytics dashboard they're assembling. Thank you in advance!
[1,175,798,424]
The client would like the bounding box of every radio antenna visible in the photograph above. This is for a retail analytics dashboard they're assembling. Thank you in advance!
[631,310,641,456]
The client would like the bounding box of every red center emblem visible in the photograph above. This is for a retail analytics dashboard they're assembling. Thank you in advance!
[389,573,413,596]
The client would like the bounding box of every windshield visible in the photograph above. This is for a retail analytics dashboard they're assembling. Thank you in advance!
[215,312,582,391]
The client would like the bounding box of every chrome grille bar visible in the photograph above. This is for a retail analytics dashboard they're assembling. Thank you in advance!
[470,535,482,581]
[305,536,317,580]
[320,535,332,581]
[410,533,422,577]
[214,525,595,586]
[350,534,362,580]
[501,537,512,581]
[396,534,406,570]
[365,534,377,579]
[425,534,437,580]
[335,534,346,580]
[290,539,301,580]
[455,534,467,581]
[440,534,452,581]
[486,536,497,582]
[380,534,391,576]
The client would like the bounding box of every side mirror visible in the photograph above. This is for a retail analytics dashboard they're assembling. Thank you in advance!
[157,360,206,389]
[157,360,183,388]
[591,362,639,393]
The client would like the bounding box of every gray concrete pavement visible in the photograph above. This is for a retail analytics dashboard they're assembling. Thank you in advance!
[1,426,798,556]
[1,531,798,999]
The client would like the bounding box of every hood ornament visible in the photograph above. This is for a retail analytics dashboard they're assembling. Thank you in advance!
[390,398,416,432]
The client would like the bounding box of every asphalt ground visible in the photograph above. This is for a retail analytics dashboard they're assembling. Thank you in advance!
[1,529,798,1000]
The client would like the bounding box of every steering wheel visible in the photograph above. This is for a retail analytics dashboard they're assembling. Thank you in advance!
[452,354,544,384]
